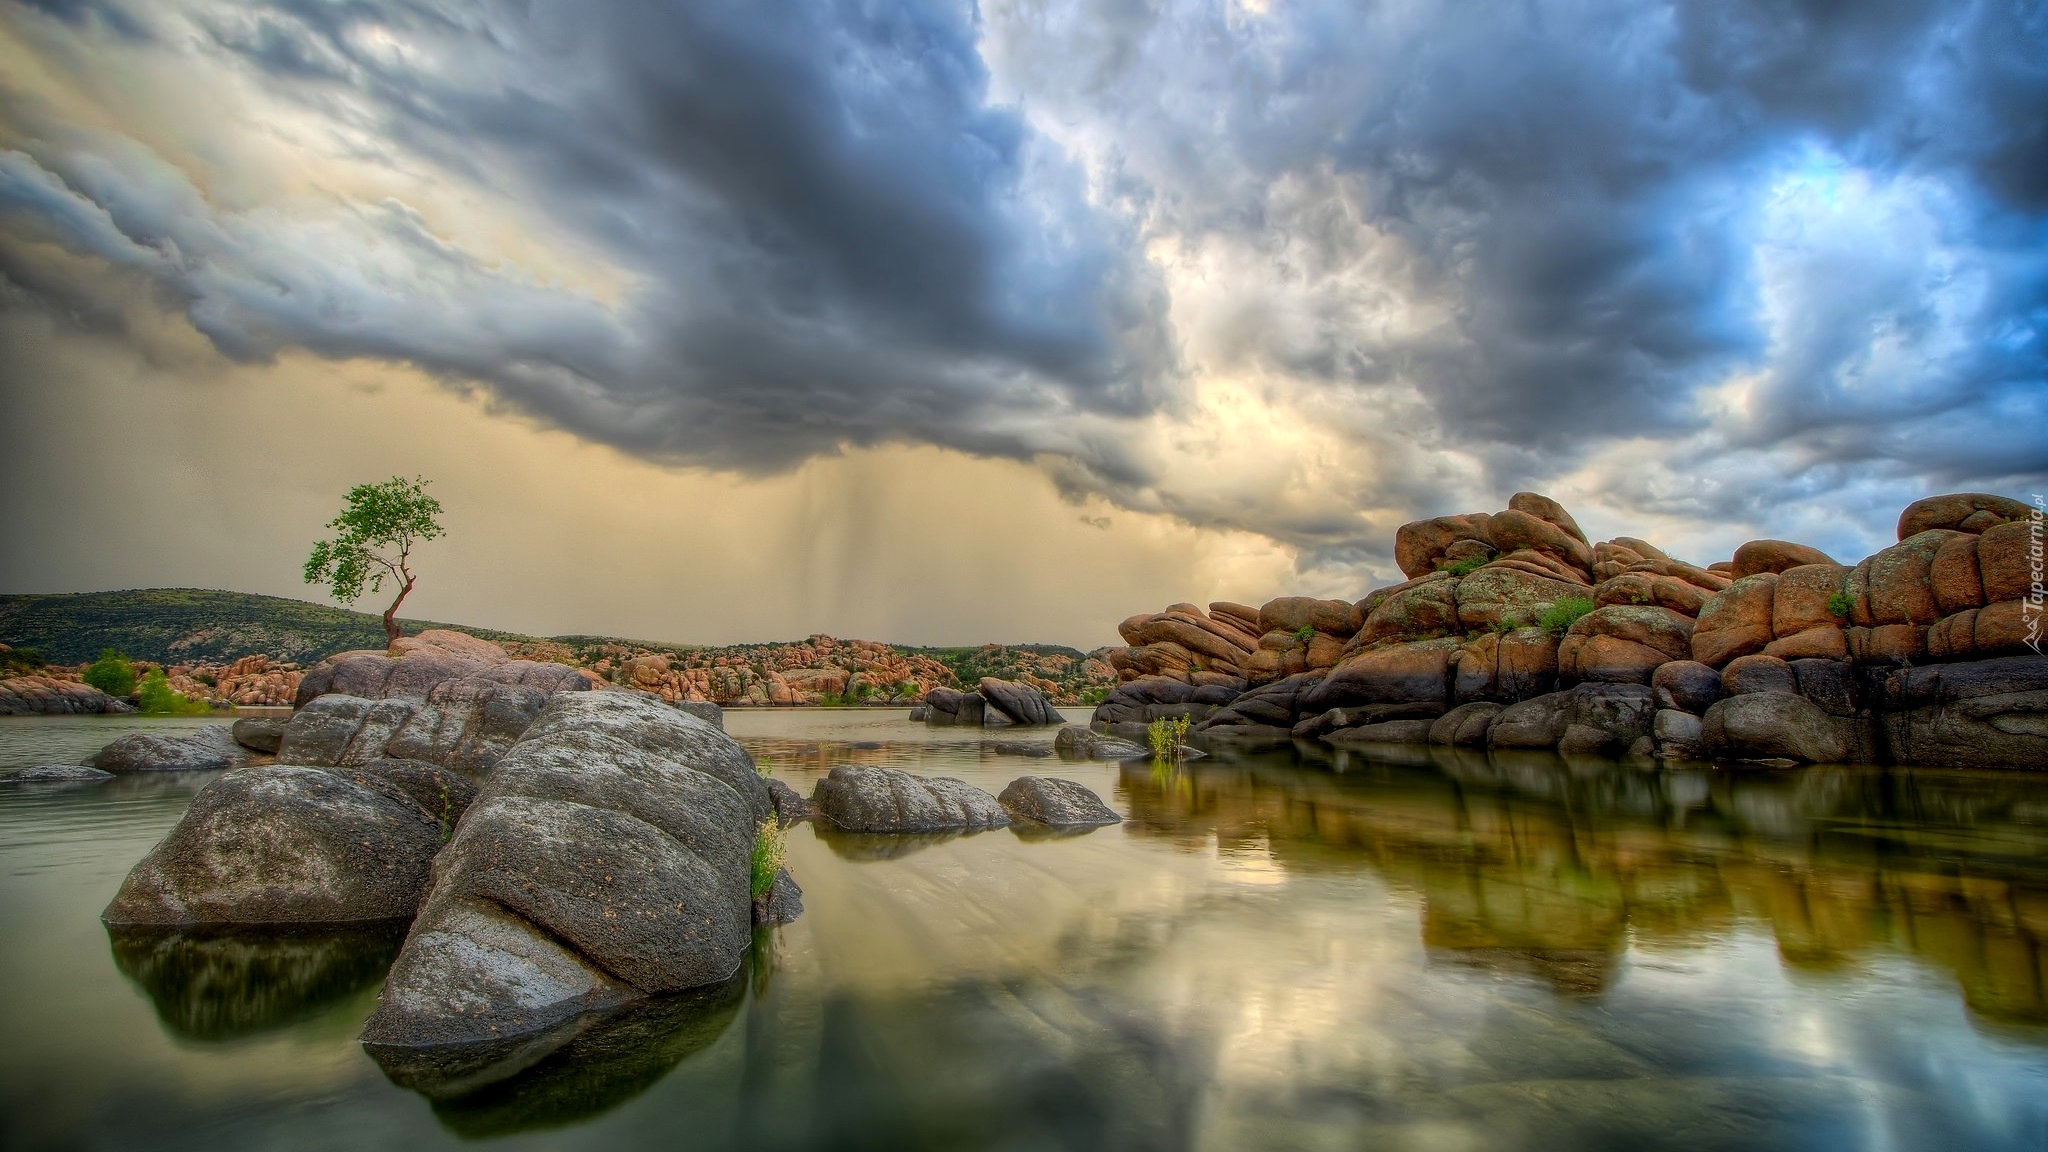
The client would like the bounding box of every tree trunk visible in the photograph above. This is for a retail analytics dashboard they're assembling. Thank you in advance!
[383,576,416,645]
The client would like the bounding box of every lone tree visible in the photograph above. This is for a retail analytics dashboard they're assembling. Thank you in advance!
[303,476,445,644]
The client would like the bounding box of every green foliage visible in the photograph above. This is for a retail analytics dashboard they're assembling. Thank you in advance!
[751,817,787,899]
[1079,685,1112,705]
[1440,555,1488,577]
[434,779,455,841]
[1826,591,1855,619]
[1292,624,1316,645]
[136,669,212,715]
[1489,616,1524,634]
[1147,715,1191,761]
[83,649,137,696]
[303,476,445,609]
[1538,596,1596,637]
[0,645,44,677]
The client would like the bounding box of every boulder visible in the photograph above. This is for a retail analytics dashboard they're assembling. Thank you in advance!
[1208,602,1264,636]
[359,692,765,1052]
[1861,530,1968,627]
[295,647,588,709]
[1790,659,1863,717]
[1487,692,1570,749]
[1721,654,1798,697]
[1763,625,1849,660]
[1977,520,2040,605]
[1493,548,1594,587]
[1054,726,1148,761]
[1594,573,1711,617]
[1357,573,1462,645]
[1897,493,2034,539]
[1702,693,1849,764]
[1558,634,1668,684]
[1653,709,1705,758]
[675,701,724,730]
[1323,719,1436,746]
[1198,672,1326,732]
[90,726,257,773]
[1691,573,1779,667]
[1876,655,2048,769]
[978,678,1061,726]
[0,675,134,716]
[1771,564,1852,636]
[1732,540,1837,578]
[810,765,1009,832]
[388,629,513,663]
[1454,566,1588,632]
[1258,596,1358,636]
[1487,508,1594,573]
[1560,683,1657,753]
[998,777,1121,827]
[230,716,287,754]
[1847,623,1928,664]
[102,764,451,927]
[1452,628,1560,703]
[1652,660,1724,714]
[1968,600,2039,657]
[1301,638,1460,713]
[1428,701,1503,747]
[1508,491,1589,544]
[754,869,804,927]
[765,777,811,824]
[1930,534,1987,614]
[4,764,114,784]
[923,688,988,726]
[1565,604,1695,661]
[1394,513,1495,578]
[380,678,555,776]
[1124,615,1253,666]
[276,696,423,769]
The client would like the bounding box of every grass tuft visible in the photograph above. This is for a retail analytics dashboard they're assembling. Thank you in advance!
[1537,596,1596,637]
[751,818,786,900]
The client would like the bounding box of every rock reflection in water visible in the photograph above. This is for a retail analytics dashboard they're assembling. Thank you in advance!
[368,969,745,1138]
[106,924,406,1041]
[816,828,971,860]
[1117,744,2048,1024]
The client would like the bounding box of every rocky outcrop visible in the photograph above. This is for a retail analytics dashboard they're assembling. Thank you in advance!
[1876,655,2048,769]
[1088,489,2042,769]
[809,765,1009,832]
[0,675,134,716]
[90,726,258,773]
[101,760,470,927]
[294,630,591,708]
[359,691,767,1052]
[998,777,1121,827]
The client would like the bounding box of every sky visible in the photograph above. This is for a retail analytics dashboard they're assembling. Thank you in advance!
[0,0,2043,648]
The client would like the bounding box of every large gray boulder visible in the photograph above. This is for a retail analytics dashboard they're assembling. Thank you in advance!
[922,687,987,727]
[360,692,766,1053]
[1486,692,1569,749]
[998,776,1121,826]
[90,726,257,773]
[381,679,554,776]
[277,696,422,769]
[979,678,1061,726]
[230,716,287,753]
[1702,693,1850,764]
[1876,654,2048,769]
[1428,701,1503,747]
[294,634,589,708]
[101,762,463,927]
[810,765,1009,832]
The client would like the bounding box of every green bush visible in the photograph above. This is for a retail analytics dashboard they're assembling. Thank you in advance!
[751,818,787,899]
[0,646,44,677]
[1292,624,1315,646]
[1147,715,1192,761]
[1826,591,1855,619]
[1538,596,1597,637]
[137,669,213,715]
[1440,555,1488,577]
[1489,616,1524,634]
[83,649,137,696]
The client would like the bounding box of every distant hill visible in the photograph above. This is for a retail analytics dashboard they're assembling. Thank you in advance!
[0,589,543,666]
[0,589,1105,688]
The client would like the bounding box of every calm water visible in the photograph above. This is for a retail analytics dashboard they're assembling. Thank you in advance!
[4,709,2048,1150]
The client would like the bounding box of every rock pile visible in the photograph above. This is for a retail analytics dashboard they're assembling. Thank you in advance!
[919,678,1062,726]
[1093,491,2046,768]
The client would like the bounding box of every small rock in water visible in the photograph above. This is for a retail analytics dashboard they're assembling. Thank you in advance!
[999,777,1121,827]
[1052,725,1149,761]
[810,765,1008,832]
[987,740,1054,758]
[230,716,287,753]
[753,867,803,926]
[765,776,812,824]
[90,726,257,773]
[4,764,115,784]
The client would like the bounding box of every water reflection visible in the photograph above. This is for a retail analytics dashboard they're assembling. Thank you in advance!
[376,973,746,1138]
[107,924,406,1041]
[1118,744,2048,1025]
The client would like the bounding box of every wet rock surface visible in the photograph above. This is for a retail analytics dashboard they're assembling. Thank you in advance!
[90,726,259,773]
[998,776,1121,827]
[810,765,1009,832]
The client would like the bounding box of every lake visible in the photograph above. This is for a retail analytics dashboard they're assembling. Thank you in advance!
[3,708,2047,1150]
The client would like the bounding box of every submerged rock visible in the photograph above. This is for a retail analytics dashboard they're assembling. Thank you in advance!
[360,692,765,1053]
[90,726,258,773]
[809,765,1009,832]
[4,764,114,784]
[1053,725,1148,761]
[102,764,451,927]
[998,776,1121,827]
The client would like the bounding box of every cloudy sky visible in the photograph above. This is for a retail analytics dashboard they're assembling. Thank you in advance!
[1,0,2042,647]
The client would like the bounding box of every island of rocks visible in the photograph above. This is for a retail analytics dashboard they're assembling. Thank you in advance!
[83,629,1121,1100]
[1078,491,2044,769]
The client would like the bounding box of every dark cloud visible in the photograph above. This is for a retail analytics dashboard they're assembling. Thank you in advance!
[1,0,2043,578]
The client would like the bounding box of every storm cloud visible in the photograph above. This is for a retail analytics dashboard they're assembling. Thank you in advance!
[1,0,2043,580]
